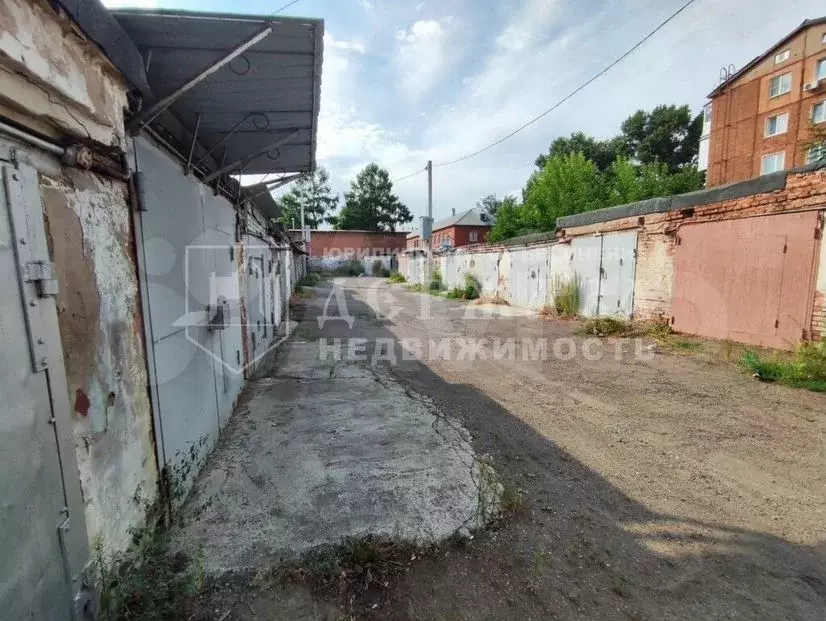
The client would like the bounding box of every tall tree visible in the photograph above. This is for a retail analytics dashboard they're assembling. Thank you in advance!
[277,167,339,229]
[522,152,606,232]
[620,105,702,171]
[535,132,627,172]
[476,193,503,217]
[336,163,412,232]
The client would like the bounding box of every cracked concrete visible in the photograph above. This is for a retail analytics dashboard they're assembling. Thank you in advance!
[178,336,489,573]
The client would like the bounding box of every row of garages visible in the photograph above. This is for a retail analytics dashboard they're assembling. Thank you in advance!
[0,2,320,618]
[401,166,826,350]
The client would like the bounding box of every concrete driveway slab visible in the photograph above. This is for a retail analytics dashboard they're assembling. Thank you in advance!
[179,338,488,573]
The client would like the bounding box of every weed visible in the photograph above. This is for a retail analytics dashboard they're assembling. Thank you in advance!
[669,339,703,351]
[95,442,209,621]
[578,316,634,336]
[723,339,734,362]
[388,271,406,284]
[463,273,481,300]
[529,546,547,592]
[296,272,324,288]
[551,274,582,317]
[371,259,384,276]
[742,340,826,392]
[500,482,525,514]
[406,283,426,293]
[429,267,443,292]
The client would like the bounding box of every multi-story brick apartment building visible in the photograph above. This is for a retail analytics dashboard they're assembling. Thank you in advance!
[700,17,826,187]
[406,207,494,251]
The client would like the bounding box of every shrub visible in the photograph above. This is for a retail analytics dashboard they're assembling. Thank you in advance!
[552,274,582,317]
[742,340,826,392]
[331,260,364,276]
[371,259,384,276]
[463,273,481,300]
[429,267,443,292]
[388,271,406,284]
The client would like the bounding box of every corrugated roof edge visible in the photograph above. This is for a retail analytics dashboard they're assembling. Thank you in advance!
[556,162,826,230]
[57,0,152,96]
[708,16,826,98]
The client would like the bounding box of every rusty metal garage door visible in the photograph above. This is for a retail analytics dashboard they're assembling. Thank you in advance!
[672,211,821,349]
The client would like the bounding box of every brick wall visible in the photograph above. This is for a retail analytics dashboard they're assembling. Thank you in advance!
[307,231,407,258]
[563,169,826,337]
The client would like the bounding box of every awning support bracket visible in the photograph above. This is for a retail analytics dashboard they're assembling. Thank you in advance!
[202,129,301,183]
[185,113,201,175]
[127,21,275,133]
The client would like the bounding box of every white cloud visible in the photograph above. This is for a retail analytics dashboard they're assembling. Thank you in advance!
[323,33,366,54]
[358,0,373,12]
[394,18,455,102]
[496,0,560,52]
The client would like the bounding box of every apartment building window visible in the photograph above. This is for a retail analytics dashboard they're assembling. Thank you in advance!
[769,73,792,97]
[812,101,826,123]
[761,152,786,174]
[813,101,826,124]
[807,144,826,164]
[765,112,789,136]
[818,58,826,81]
[775,49,790,64]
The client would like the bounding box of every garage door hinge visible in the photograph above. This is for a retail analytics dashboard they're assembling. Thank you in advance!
[775,319,780,329]
[783,243,788,254]
[24,261,59,297]
[815,226,822,240]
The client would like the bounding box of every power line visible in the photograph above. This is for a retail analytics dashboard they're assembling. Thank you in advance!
[392,166,427,183]
[433,0,698,168]
[272,0,303,15]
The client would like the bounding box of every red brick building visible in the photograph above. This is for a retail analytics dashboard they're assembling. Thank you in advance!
[406,208,494,251]
[294,230,408,259]
[701,17,826,186]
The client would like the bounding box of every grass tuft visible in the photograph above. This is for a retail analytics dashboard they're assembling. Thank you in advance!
[742,341,826,392]
[551,274,582,317]
[388,271,406,284]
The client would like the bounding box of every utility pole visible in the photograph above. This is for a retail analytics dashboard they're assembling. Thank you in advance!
[426,160,433,284]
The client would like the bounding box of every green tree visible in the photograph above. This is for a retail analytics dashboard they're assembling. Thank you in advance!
[476,193,503,217]
[277,167,339,229]
[522,152,606,231]
[536,132,627,172]
[336,163,412,232]
[620,104,702,171]
[487,196,522,242]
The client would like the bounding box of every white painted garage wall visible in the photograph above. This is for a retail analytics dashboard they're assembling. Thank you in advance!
[399,233,639,318]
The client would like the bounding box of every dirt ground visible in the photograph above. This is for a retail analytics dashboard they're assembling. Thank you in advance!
[193,277,826,621]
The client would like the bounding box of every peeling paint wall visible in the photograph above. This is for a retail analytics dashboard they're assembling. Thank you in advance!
[41,169,157,552]
[0,0,127,144]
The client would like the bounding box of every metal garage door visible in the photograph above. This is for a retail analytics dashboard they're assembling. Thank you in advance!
[672,212,821,349]
[509,247,550,309]
[0,154,89,619]
[599,231,638,318]
[134,136,243,470]
[571,236,602,316]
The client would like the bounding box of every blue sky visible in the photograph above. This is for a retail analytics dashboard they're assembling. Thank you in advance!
[104,0,826,228]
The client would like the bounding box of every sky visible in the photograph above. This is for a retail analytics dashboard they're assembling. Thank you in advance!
[103,0,826,229]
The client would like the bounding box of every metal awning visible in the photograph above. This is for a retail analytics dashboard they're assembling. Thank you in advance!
[112,9,323,177]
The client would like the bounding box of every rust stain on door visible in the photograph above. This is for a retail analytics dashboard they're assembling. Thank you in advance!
[672,211,820,349]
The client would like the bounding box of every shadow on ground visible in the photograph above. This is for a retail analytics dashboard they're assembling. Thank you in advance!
[190,279,826,621]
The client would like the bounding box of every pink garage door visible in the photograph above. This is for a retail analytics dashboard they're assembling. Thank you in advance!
[672,211,821,350]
